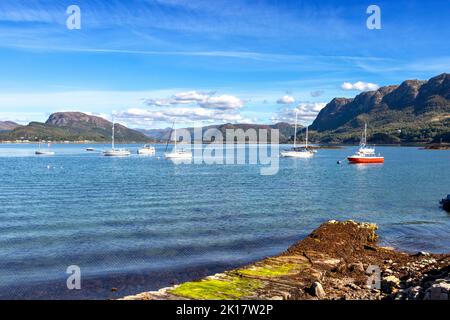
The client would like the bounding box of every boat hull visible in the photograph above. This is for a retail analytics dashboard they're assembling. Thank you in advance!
[103,150,131,157]
[164,152,193,159]
[347,156,384,164]
[35,151,55,156]
[281,151,314,158]
[138,149,156,155]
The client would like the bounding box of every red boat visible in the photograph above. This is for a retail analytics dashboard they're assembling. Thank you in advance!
[347,124,384,164]
[347,154,385,163]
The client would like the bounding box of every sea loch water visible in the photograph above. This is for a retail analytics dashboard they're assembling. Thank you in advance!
[0,144,449,299]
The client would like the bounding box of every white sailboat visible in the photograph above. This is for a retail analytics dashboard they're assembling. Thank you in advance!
[280,110,315,158]
[164,121,192,159]
[35,142,55,156]
[103,117,131,157]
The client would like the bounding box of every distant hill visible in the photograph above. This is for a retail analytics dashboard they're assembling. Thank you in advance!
[137,127,173,141]
[139,122,297,143]
[211,122,298,143]
[0,112,150,142]
[310,73,450,143]
[0,121,21,131]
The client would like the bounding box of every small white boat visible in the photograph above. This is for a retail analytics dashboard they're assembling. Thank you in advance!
[86,147,95,152]
[35,150,55,156]
[281,111,315,158]
[164,121,192,160]
[103,116,131,157]
[165,149,193,159]
[103,149,131,157]
[137,144,156,155]
[35,142,55,156]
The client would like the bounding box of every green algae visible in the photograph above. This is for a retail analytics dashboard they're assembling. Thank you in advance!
[168,276,263,300]
[237,262,302,278]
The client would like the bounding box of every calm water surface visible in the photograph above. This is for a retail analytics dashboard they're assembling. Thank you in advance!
[0,143,449,299]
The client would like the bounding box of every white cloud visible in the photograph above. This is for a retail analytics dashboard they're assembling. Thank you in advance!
[199,95,244,110]
[173,91,211,103]
[272,102,327,124]
[145,91,244,111]
[145,91,211,106]
[276,95,295,104]
[341,81,379,91]
[116,107,251,126]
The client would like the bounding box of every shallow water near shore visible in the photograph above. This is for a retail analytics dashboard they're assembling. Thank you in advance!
[0,144,449,299]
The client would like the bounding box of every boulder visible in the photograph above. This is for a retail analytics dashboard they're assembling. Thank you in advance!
[310,282,326,299]
[424,281,450,300]
[381,275,400,293]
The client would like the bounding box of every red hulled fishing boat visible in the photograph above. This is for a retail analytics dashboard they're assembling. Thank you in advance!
[347,124,384,164]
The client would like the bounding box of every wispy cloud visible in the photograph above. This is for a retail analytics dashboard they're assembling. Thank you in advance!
[0,88,179,113]
[310,90,324,97]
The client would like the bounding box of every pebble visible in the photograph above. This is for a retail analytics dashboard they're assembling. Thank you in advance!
[383,268,393,275]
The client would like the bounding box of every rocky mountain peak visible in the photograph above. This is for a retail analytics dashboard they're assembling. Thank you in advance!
[311,73,450,132]
[46,112,110,128]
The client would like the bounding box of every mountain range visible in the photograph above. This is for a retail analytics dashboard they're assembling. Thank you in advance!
[0,73,448,144]
[138,122,297,143]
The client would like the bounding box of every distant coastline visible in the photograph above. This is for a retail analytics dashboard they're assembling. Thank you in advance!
[1,141,448,149]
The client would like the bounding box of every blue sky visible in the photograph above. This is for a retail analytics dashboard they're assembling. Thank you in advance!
[0,0,449,128]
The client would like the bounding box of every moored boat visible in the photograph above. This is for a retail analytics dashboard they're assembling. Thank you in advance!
[347,154,384,163]
[137,144,156,155]
[103,149,131,157]
[35,150,55,156]
[280,110,315,158]
[164,121,192,160]
[103,116,131,157]
[348,123,384,164]
[35,142,55,156]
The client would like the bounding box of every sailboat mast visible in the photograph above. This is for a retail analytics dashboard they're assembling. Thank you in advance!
[364,123,367,145]
[306,126,309,149]
[174,120,177,151]
[294,110,298,148]
[112,116,115,150]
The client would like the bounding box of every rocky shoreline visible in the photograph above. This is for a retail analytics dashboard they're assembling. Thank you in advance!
[422,143,450,150]
[121,221,450,301]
